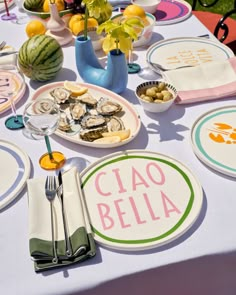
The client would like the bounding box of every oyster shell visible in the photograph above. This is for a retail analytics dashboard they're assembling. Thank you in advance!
[107,116,125,132]
[70,103,86,121]
[50,87,71,104]
[34,98,55,114]
[75,92,97,107]
[80,126,108,142]
[81,114,106,129]
[97,97,122,115]
[58,113,72,131]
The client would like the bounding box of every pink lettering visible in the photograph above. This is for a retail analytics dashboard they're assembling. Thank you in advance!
[161,191,181,217]
[97,203,114,230]
[143,193,160,220]
[132,166,149,191]
[112,168,127,194]
[146,162,165,185]
[129,196,146,224]
[95,172,111,196]
[114,199,131,229]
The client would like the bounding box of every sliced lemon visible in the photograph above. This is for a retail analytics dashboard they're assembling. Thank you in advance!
[63,81,88,96]
[93,136,121,144]
[102,129,131,141]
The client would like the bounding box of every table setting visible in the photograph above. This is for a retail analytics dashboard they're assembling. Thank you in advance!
[1,1,236,294]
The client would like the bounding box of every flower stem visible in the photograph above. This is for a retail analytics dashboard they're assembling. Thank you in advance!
[84,6,88,40]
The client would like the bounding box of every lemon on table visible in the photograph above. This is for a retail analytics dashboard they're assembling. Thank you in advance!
[69,13,83,30]
[64,81,88,96]
[25,20,46,38]
[123,4,146,19]
[71,18,98,36]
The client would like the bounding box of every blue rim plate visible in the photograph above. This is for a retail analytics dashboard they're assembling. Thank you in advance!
[0,140,30,210]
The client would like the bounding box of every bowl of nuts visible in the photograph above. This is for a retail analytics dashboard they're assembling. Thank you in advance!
[135,81,177,113]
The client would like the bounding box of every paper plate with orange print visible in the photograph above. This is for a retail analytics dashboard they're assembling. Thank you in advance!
[191,105,236,177]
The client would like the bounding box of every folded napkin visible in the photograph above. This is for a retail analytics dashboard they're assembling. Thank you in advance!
[0,45,16,66]
[163,57,236,104]
[27,167,96,272]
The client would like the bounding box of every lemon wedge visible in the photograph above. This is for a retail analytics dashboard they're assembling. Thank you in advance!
[94,136,121,144]
[102,129,131,141]
[64,81,88,96]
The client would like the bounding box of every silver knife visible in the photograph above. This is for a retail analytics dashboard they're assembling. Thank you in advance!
[0,51,18,57]
[57,171,73,257]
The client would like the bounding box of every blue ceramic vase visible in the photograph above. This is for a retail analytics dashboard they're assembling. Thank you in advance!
[75,36,128,94]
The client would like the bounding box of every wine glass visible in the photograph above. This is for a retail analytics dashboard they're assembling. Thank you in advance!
[0,65,26,130]
[23,98,66,170]
[1,0,17,20]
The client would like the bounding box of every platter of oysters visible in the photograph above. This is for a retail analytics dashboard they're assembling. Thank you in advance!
[31,81,141,148]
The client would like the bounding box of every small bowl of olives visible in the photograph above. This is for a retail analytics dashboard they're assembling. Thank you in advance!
[135,81,177,113]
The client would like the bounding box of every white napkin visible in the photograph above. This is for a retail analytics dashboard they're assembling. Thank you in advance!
[0,45,16,66]
[163,56,236,104]
[27,167,96,272]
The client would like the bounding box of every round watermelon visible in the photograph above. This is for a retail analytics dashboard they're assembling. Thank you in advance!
[18,35,63,82]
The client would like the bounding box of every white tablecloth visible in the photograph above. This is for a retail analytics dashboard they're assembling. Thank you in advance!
[1,4,236,295]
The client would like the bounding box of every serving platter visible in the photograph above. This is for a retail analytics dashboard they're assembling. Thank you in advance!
[146,37,234,72]
[0,70,26,114]
[155,0,192,25]
[81,150,203,250]
[191,105,236,178]
[31,82,141,148]
[0,0,14,13]
[0,140,31,210]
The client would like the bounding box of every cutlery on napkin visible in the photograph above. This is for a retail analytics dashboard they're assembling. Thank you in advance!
[27,167,96,272]
[0,45,17,66]
[163,56,236,104]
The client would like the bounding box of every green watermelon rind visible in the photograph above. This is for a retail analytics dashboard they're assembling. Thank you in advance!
[18,35,64,82]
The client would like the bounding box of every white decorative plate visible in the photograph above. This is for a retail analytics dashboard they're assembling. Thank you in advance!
[146,37,234,72]
[191,105,236,178]
[155,0,192,25]
[31,82,141,148]
[0,69,26,114]
[0,140,30,210]
[81,150,203,250]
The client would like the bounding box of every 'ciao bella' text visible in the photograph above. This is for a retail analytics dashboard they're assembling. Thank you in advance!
[94,162,182,230]
[166,48,213,66]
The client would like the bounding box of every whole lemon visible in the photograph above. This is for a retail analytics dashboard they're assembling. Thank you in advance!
[68,13,83,31]
[43,0,65,12]
[25,20,46,38]
[123,4,146,19]
[71,18,98,36]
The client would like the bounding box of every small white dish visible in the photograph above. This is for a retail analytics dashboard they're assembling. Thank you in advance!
[131,0,161,14]
[135,81,177,113]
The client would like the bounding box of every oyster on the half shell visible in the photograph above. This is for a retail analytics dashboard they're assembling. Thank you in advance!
[58,113,72,131]
[70,103,86,121]
[80,126,108,142]
[50,87,71,104]
[97,97,122,115]
[81,114,106,129]
[75,92,97,107]
[107,116,125,132]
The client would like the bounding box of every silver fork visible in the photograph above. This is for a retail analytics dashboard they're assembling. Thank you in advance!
[0,41,6,51]
[45,176,58,264]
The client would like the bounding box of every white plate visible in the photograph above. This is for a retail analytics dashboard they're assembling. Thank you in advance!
[191,106,236,178]
[155,0,192,25]
[0,0,14,13]
[0,70,26,114]
[0,140,30,210]
[146,37,234,72]
[81,150,203,250]
[31,82,141,148]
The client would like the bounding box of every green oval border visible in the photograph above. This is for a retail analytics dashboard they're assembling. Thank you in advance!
[82,155,195,245]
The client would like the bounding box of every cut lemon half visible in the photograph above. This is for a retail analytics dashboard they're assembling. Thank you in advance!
[94,136,121,144]
[102,129,131,141]
[64,81,88,96]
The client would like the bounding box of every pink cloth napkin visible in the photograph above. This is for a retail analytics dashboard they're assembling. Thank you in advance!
[163,57,236,104]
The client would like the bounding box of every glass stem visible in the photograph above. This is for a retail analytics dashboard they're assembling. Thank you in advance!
[44,135,54,160]
[9,93,19,122]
